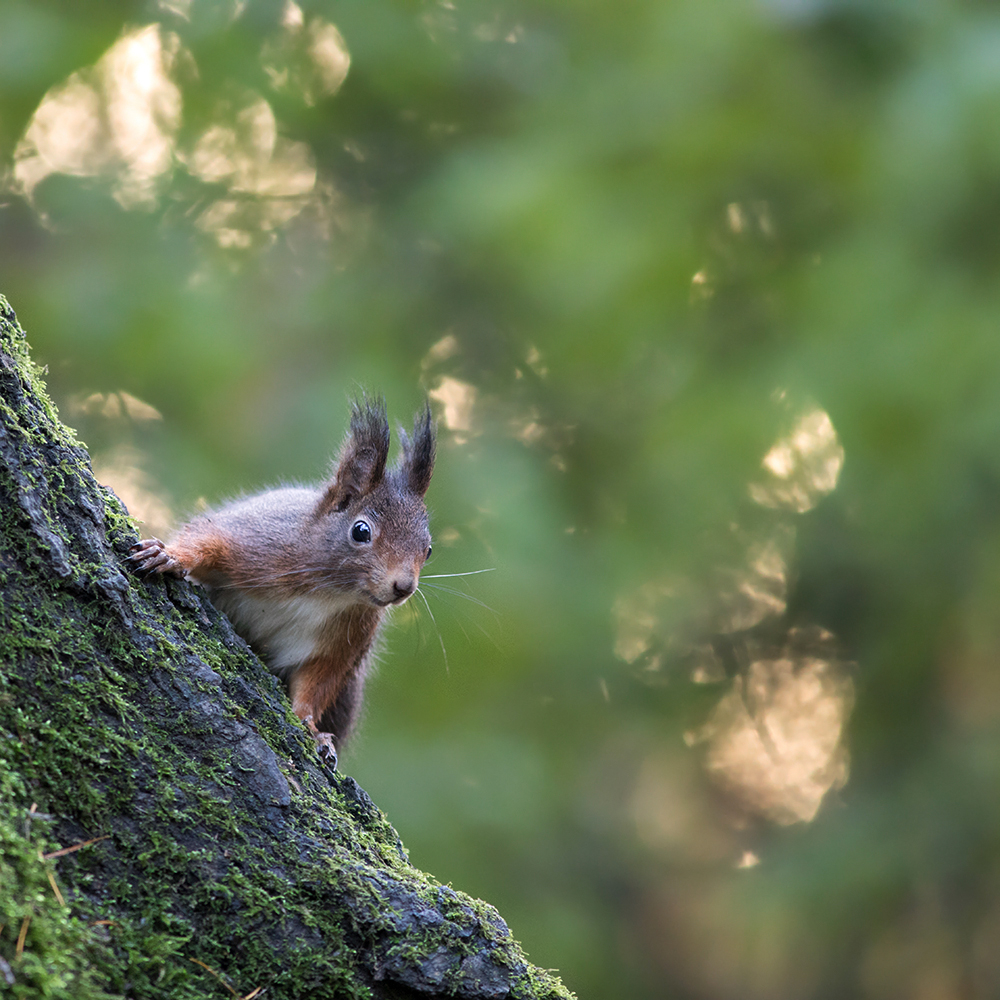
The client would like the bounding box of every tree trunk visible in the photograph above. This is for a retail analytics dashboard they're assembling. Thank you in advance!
[0,293,573,1000]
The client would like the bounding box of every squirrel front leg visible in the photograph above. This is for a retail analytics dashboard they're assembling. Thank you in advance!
[287,655,349,766]
[289,606,381,765]
[318,670,367,750]
[128,525,234,586]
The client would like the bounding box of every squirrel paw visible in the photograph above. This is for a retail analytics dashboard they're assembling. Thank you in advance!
[315,734,338,770]
[303,714,339,770]
[127,538,186,578]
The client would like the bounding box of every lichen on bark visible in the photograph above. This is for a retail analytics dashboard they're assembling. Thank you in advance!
[0,293,574,1000]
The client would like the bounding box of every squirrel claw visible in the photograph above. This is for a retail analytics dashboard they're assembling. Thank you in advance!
[303,715,339,770]
[127,538,185,578]
[317,738,338,770]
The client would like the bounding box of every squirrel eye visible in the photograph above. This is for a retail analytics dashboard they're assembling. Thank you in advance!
[426,545,432,560]
[351,520,372,543]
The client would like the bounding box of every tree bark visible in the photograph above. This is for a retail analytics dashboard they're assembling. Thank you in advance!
[0,293,573,1000]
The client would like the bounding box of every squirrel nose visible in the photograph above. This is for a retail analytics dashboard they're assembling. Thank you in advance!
[392,576,416,602]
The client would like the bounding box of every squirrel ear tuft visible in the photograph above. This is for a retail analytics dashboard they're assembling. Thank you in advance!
[400,403,435,497]
[316,397,390,516]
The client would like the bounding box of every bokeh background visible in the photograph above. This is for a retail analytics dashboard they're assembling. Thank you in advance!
[4,1,1000,996]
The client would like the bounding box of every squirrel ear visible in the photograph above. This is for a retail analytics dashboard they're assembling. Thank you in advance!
[400,403,435,497]
[316,398,390,516]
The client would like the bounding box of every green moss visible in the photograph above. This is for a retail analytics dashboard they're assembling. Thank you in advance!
[0,746,117,1000]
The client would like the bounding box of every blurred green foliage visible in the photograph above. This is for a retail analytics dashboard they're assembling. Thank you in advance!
[5,0,1000,996]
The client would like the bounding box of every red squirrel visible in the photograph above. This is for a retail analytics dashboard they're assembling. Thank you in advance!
[128,399,434,766]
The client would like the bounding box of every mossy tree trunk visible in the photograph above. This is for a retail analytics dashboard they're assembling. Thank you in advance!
[0,294,573,1000]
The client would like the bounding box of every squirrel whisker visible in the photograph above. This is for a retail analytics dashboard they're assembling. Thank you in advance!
[418,586,501,648]
[418,582,499,617]
[415,587,449,674]
[420,568,496,579]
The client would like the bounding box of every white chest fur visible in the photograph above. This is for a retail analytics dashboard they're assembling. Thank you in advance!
[211,589,360,676]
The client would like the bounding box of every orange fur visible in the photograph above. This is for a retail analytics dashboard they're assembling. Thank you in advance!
[170,527,235,585]
[288,605,380,724]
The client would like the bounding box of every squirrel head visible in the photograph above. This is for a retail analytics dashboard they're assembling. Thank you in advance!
[313,398,435,607]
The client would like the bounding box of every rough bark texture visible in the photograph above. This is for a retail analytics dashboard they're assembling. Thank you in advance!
[0,293,574,1000]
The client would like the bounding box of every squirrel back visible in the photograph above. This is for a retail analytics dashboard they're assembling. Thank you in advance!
[129,399,435,763]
